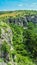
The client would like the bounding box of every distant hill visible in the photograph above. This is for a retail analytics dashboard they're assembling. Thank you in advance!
[0,10,37,17]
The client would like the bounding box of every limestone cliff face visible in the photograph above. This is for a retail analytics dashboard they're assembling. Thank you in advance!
[7,15,37,26]
[0,21,17,65]
[0,62,7,65]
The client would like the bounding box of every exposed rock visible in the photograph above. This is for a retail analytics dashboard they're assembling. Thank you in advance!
[26,15,37,23]
[7,15,37,27]
[0,62,7,65]
[0,21,17,65]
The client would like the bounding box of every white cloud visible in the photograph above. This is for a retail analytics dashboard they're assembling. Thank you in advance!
[30,3,37,7]
[30,3,37,10]
[18,4,23,7]
[32,3,37,5]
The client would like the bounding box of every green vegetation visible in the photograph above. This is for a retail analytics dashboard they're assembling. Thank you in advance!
[0,10,37,18]
[1,41,10,53]
[0,10,37,65]
[9,22,37,65]
[0,58,3,62]
[0,28,1,38]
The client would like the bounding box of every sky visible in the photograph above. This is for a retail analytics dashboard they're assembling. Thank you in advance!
[0,0,37,11]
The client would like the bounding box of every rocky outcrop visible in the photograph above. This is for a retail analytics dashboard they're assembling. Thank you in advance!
[0,21,12,59]
[0,21,17,65]
[0,62,7,65]
[26,15,37,23]
[7,15,37,27]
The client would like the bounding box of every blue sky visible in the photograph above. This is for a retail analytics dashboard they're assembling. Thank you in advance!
[0,0,37,11]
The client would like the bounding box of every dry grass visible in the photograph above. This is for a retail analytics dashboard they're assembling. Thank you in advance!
[0,12,23,18]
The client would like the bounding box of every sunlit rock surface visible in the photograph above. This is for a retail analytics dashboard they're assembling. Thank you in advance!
[0,21,17,65]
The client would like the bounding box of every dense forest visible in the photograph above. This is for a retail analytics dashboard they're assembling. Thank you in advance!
[0,10,37,65]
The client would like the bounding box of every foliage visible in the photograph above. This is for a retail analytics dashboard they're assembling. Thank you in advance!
[1,41,10,53]
[10,22,37,65]
[23,22,37,64]
[0,11,37,65]
[0,28,1,38]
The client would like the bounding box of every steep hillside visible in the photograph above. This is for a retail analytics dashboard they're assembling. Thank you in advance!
[0,10,37,27]
[0,10,37,65]
[0,21,17,65]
